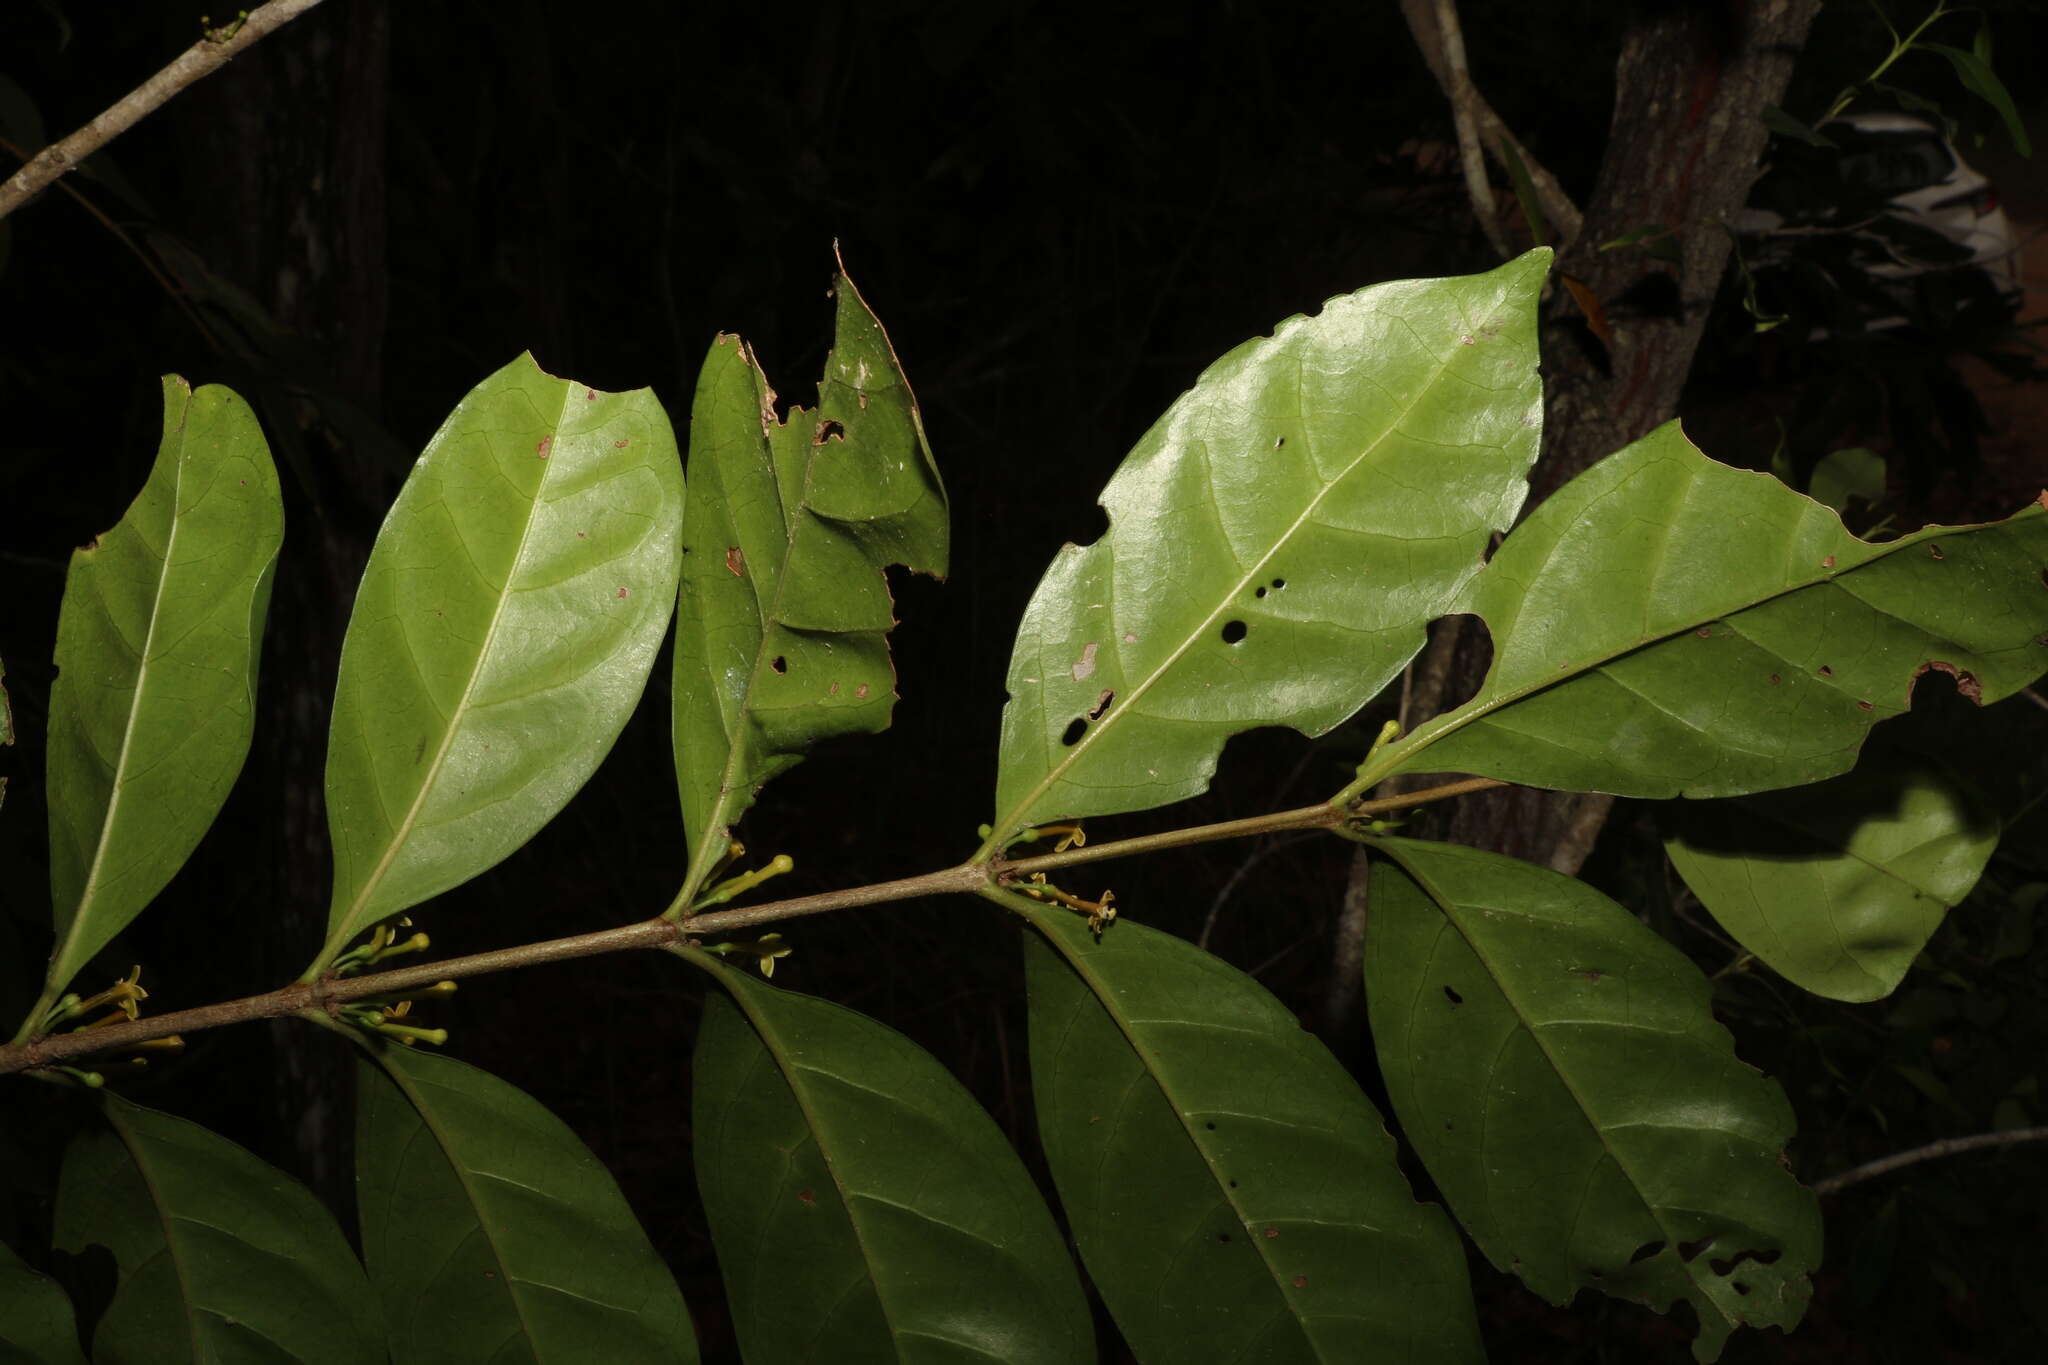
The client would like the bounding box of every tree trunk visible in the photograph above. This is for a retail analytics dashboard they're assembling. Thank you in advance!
[1436,0,1822,871]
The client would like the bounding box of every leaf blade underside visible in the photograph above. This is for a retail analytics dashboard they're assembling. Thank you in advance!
[987,249,1550,847]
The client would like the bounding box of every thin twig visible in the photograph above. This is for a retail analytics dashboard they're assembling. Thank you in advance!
[1813,1126,2048,1197]
[1429,0,1508,257]
[0,0,330,221]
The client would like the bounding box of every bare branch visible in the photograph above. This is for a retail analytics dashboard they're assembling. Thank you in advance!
[1429,0,1509,257]
[1814,1126,2048,1196]
[0,0,329,222]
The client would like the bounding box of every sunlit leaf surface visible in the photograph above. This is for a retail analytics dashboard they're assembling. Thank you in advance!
[690,954,1090,1364]
[53,1094,379,1365]
[320,354,684,964]
[1665,751,1999,1000]
[1022,901,1482,1364]
[988,250,1549,846]
[42,378,280,999]
[355,1041,697,1364]
[672,272,945,904]
[1365,838,1821,1363]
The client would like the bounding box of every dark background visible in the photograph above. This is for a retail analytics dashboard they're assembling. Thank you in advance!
[4,2,2047,1360]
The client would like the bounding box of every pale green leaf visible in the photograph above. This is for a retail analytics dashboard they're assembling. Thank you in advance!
[1020,899,1482,1364]
[0,1237,86,1365]
[53,1093,380,1365]
[1364,838,1821,1363]
[671,272,945,904]
[319,354,684,966]
[1664,752,1998,1001]
[985,250,1549,847]
[1807,446,1884,514]
[688,951,1090,1364]
[1370,423,2048,799]
[40,377,281,1001]
[354,1040,697,1364]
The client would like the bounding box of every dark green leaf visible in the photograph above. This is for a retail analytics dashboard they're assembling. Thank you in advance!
[355,1040,697,1364]
[1365,838,1821,1363]
[1762,105,1834,147]
[1924,43,2032,156]
[1664,752,1999,1001]
[52,1093,380,1365]
[319,354,684,967]
[688,951,1090,1364]
[1364,423,2048,800]
[0,1237,86,1365]
[985,250,1549,848]
[1806,447,1885,514]
[1021,899,1482,1364]
[671,271,945,904]
[41,378,281,1001]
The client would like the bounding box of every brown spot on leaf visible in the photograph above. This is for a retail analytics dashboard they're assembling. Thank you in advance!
[1695,627,1712,638]
[616,587,629,599]
[1819,665,1834,677]
[1292,1275,1309,1289]
[1087,689,1114,720]
[798,1189,816,1205]
[1071,642,1100,681]
[614,439,629,448]
[1928,543,1945,560]
[585,388,598,401]
[1822,555,1836,568]
[813,419,846,445]
[1768,674,1780,684]
[1914,660,1983,703]
[725,547,745,577]
[577,531,587,538]
[855,683,870,699]
[536,435,553,459]
[1264,1227,1280,1239]
[1856,699,1874,711]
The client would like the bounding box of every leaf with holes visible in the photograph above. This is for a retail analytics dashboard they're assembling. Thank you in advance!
[671,270,945,905]
[687,950,1091,1364]
[317,354,684,968]
[39,378,280,1005]
[1363,837,1821,1363]
[53,1093,380,1365]
[1019,897,1482,1364]
[354,1039,698,1363]
[0,1236,87,1365]
[1365,423,2048,800]
[1664,751,1999,1001]
[983,250,1548,849]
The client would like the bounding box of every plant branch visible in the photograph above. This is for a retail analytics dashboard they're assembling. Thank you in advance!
[0,777,1506,1075]
[1813,1125,2048,1197]
[0,0,329,222]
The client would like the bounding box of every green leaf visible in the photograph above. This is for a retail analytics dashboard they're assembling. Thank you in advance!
[52,1093,380,1365]
[1368,423,2048,800]
[1663,752,1998,1001]
[671,271,946,905]
[319,354,684,966]
[1020,898,1482,1364]
[40,377,281,1003]
[1364,838,1821,1362]
[0,1237,87,1365]
[354,1039,697,1363]
[984,250,1548,847]
[687,951,1090,1364]
[1806,446,1885,514]
[1924,43,2032,156]
[1761,104,1834,148]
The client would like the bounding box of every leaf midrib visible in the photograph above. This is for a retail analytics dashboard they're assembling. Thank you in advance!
[987,297,1510,850]
[331,384,575,950]
[105,1103,206,1362]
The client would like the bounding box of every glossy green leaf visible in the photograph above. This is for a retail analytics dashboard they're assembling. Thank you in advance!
[1664,752,1999,1001]
[671,272,945,903]
[985,250,1549,847]
[319,354,684,966]
[354,1039,697,1363]
[688,951,1090,1364]
[1370,423,2048,800]
[0,1237,86,1365]
[40,378,280,1002]
[52,1093,380,1365]
[1019,898,1482,1364]
[1364,838,1821,1363]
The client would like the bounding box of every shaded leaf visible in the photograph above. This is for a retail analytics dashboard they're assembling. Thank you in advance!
[0,1237,86,1365]
[1665,752,1998,1001]
[1924,43,2031,156]
[985,250,1548,847]
[1370,423,2048,799]
[319,354,684,966]
[1364,838,1821,1363]
[1807,446,1885,515]
[1761,104,1834,148]
[671,271,945,904]
[355,1040,697,1364]
[1020,898,1482,1364]
[41,378,281,1001]
[688,951,1089,1364]
[53,1093,380,1365]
